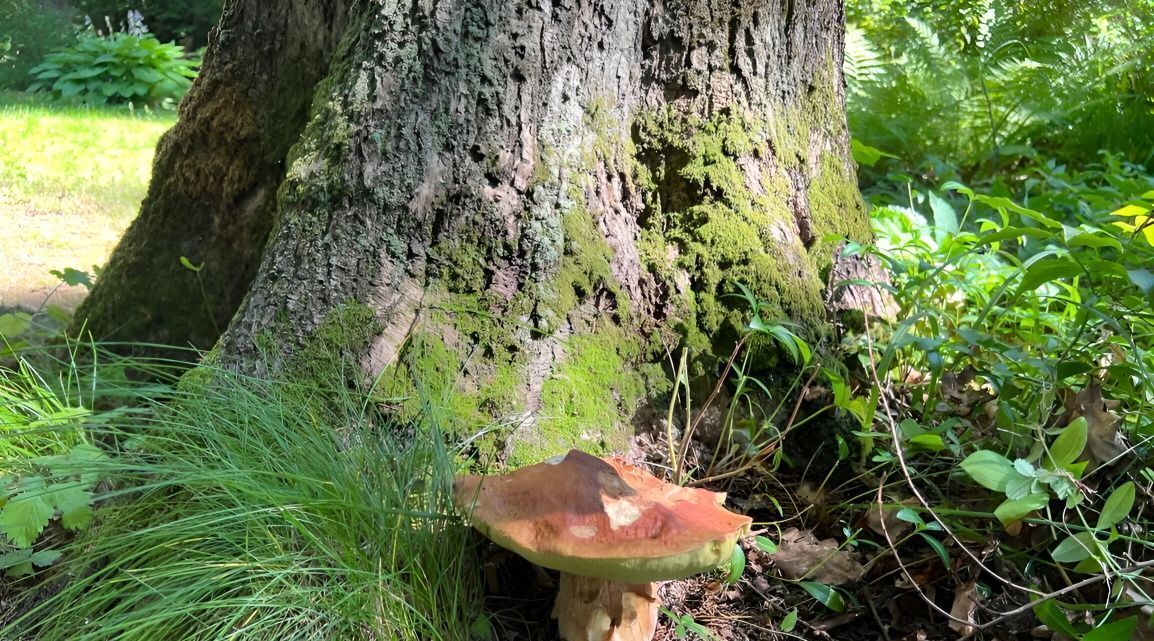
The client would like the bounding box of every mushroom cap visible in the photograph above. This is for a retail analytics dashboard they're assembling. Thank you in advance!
[454,450,752,582]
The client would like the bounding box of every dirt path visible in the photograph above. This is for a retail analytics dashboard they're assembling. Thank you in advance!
[0,202,129,312]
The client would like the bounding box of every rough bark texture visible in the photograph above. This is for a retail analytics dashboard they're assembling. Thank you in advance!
[72,1,352,350]
[82,0,869,464]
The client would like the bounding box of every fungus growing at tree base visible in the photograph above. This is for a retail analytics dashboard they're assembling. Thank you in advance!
[454,450,752,641]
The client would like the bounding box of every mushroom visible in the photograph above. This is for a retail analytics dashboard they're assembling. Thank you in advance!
[453,449,752,641]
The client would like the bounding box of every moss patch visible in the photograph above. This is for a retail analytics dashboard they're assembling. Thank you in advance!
[509,325,647,467]
[287,303,382,384]
[632,108,827,356]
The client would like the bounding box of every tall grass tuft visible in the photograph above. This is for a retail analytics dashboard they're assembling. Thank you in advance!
[3,356,483,641]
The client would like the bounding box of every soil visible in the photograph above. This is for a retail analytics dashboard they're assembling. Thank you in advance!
[475,428,1044,641]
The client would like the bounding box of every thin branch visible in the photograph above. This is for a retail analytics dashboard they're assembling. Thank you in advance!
[862,314,1046,598]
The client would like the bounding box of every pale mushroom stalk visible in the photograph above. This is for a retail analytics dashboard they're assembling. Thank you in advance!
[553,574,657,641]
[454,450,752,641]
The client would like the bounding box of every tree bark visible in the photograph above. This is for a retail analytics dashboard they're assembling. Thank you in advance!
[78,0,869,463]
[73,0,352,352]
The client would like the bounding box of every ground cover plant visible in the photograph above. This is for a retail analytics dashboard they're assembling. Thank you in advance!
[0,0,74,91]
[845,0,1154,191]
[0,91,173,310]
[0,343,483,641]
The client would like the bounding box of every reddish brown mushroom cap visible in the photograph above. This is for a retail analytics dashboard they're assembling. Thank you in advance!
[454,450,752,583]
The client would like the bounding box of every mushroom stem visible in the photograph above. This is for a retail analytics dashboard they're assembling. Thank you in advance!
[552,572,659,641]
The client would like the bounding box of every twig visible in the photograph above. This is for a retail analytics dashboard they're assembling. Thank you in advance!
[861,313,1046,598]
[875,476,974,629]
[970,558,1154,634]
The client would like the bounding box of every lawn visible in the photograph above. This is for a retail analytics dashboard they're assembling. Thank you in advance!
[0,92,175,311]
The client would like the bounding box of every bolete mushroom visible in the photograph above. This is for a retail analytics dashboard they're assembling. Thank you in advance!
[453,450,752,641]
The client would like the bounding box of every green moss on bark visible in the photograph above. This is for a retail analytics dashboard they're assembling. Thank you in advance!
[508,325,646,467]
[632,108,825,354]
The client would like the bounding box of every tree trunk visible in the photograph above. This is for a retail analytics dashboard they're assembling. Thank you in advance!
[79,0,870,464]
[73,0,352,351]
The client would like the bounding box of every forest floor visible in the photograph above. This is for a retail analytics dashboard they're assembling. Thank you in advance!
[0,93,172,311]
[477,429,1043,641]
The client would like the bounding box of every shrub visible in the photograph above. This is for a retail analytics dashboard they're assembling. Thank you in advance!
[845,0,1154,188]
[26,30,199,108]
[0,0,75,91]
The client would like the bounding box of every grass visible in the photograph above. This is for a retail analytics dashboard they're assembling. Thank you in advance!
[1,351,485,641]
[0,91,174,311]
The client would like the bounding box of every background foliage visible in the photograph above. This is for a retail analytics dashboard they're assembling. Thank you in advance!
[845,0,1154,190]
[73,0,221,47]
[0,1,73,90]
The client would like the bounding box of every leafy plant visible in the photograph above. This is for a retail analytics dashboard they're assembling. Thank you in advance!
[26,28,198,107]
[74,0,222,46]
[845,0,1154,191]
[3,356,483,641]
[0,355,107,577]
[0,0,75,90]
[660,608,721,641]
[0,443,106,576]
[845,155,1154,634]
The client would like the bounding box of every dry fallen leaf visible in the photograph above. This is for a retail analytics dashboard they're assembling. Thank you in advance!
[770,527,864,585]
[865,497,918,539]
[1067,381,1127,468]
[948,580,980,637]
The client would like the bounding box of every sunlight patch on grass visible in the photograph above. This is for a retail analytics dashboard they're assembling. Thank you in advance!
[0,96,174,310]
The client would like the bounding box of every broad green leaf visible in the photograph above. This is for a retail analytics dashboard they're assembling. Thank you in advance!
[1048,417,1087,469]
[1016,257,1082,297]
[1056,360,1094,379]
[0,488,55,548]
[0,312,32,337]
[994,493,1049,527]
[909,433,945,451]
[47,482,94,531]
[975,226,1055,246]
[0,548,32,570]
[850,139,897,167]
[1097,482,1135,530]
[799,582,844,612]
[48,267,93,289]
[755,536,778,554]
[1128,269,1154,295]
[974,195,1062,228]
[1111,203,1150,217]
[780,609,798,633]
[960,451,1016,491]
[1064,229,1123,251]
[1083,616,1138,641]
[1051,531,1098,563]
[919,533,950,568]
[29,549,62,567]
[928,191,958,235]
[895,508,924,528]
[469,614,493,641]
[1004,472,1035,500]
[941,180,972,196]
[1072,557,1101,574]
[1033,599,1079,638]
[726,545,745,584]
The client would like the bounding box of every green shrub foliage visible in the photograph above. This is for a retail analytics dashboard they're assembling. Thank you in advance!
[0,0,75,90]
[846,0,1154,186]
[26,30,199,107]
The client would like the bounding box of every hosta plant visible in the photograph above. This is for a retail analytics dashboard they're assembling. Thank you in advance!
[26,31,198,107]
